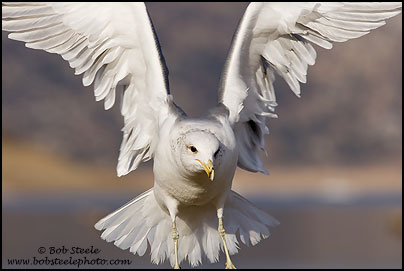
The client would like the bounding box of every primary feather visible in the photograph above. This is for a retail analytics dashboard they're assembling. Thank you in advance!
[219,2,402,174]
[2,2,172,176]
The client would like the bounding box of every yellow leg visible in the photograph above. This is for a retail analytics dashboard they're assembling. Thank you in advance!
[218,217,236,269]
[172,220,181,269]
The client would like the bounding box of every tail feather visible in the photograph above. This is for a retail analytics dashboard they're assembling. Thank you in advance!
[187,233,202,267]
[150,218,170,264]
[95,188,279,267]
[129,227,151,254]
[95,188,152,230]
[102,216,135,242]
[205,226,220,263]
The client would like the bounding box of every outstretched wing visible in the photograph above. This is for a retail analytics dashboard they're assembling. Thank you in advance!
[218,2,401,174]
[2,2,175,176]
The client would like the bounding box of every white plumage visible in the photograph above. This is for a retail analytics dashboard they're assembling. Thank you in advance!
[219,2,402,175]
[2,2,401,268]
[3,2,170,177]
[94,188,278,267]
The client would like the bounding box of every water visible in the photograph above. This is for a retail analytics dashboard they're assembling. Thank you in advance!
[2,192,402,269]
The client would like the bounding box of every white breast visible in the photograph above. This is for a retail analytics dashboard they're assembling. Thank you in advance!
[153,118,238,206]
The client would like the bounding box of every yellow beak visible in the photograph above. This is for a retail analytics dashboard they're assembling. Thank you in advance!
[195,159,215,181]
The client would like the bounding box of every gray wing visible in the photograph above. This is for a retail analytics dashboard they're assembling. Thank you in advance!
[218,2,401,173]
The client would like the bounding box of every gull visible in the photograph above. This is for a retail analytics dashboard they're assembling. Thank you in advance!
[2,2,402,269]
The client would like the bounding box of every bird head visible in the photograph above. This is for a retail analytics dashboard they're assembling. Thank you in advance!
[179,130,222,181]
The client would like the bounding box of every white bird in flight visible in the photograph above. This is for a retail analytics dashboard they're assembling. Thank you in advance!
[2,2,402,269]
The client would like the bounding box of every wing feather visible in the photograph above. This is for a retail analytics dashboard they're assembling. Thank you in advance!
[218,2,401,173]
[2,2,177,176]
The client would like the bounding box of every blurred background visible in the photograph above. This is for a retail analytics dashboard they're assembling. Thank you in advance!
[2,2,402,269]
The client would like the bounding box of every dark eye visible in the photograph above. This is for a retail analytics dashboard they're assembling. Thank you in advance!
[190,146,198,153]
